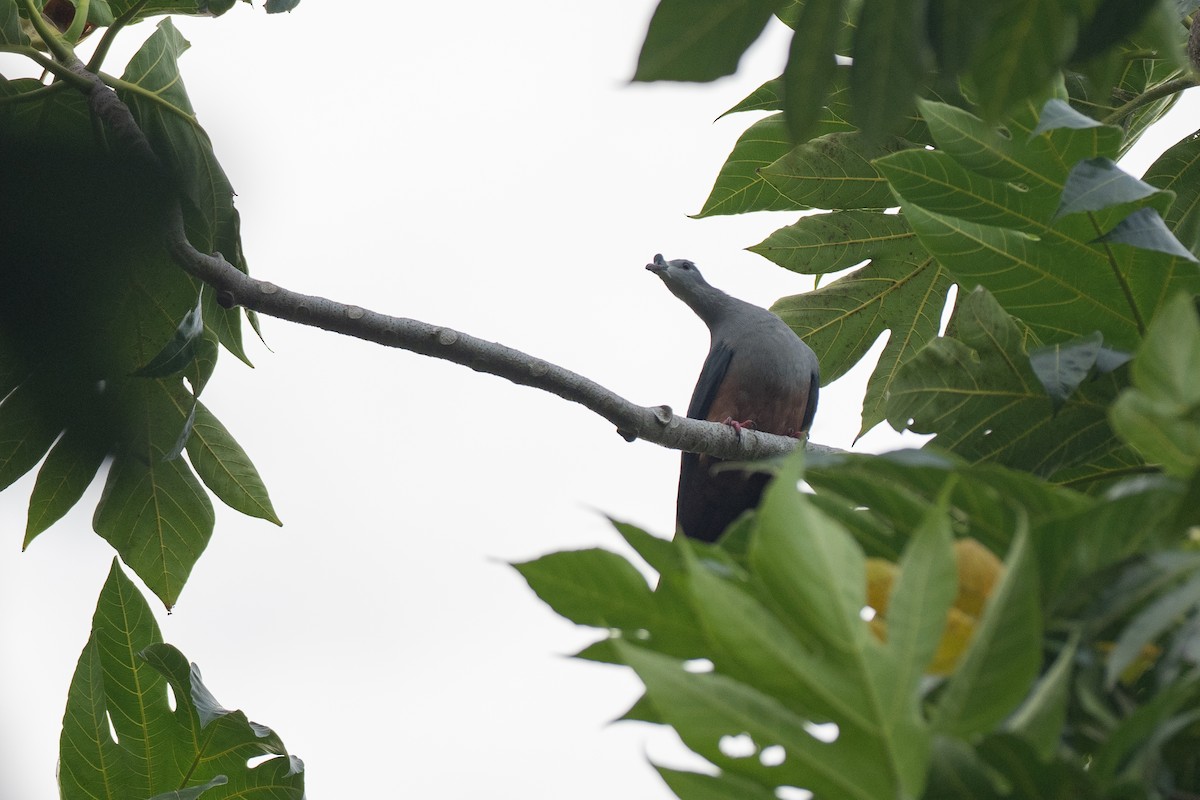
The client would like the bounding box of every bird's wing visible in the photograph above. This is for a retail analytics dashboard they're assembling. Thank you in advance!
[687,340,734,420]
[800,365,820,434]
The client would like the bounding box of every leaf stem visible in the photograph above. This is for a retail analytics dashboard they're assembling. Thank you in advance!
[1088,211,1146,337]
[1100,76,1199,126]
[63,0,90,43]
[87,0,151,72]
[0,43,92,90]
[98,71,204,131]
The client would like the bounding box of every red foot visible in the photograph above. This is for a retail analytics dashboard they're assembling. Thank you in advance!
[721,417,757,435]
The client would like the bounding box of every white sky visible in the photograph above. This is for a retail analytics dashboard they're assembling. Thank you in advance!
[1,4,1197,799]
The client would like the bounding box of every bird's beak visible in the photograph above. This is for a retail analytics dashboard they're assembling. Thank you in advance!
[646,253,667,273]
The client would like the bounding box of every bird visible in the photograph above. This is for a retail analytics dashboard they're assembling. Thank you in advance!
[646,253,819,542]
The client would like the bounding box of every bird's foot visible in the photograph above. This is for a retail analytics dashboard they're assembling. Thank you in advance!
[721,417,757,436]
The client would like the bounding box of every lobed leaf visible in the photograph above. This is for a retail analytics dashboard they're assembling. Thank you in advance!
[761,211,953,435]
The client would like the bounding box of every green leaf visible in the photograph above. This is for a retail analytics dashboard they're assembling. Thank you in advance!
[882,497,958,699]
[24,427,107,547]
[1071,0,1161,61]
[119,18,251,364]
[133,294,206,378]
[932,525,1041,737]
[1027,331,1104,408]
[1099,207,1200,262]
[93,450,214,609]
[761,211,953,434]
[889,100,1199,351]
[617,643,918,800]
[655,765,778,800]
[760,131,916,210]
[59,561,304,800]
[752,455,867,652]
[1106,572,1200,688]
[147,776,228,800]
[848,0,929,137]
[1143,125,1200,257]
[1055,157,1172,218]
[1111,291,1200,476]
[887,287,1126,475]
[514,548,654,629]
[186,401,281,525]
[633,0,782,82]
[693,115,803,217]
[720,77,782,116]
[967,0,1076,121]
[976,733,1096,798]
[781,0,842,141]
[923,736,1005,800]
[0,380,62,492]
[59,560,169,800]
[90,380,216,607]
[0,0,27,44]
[1005,632,1077,759]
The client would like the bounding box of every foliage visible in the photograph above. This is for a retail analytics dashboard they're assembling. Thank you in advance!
[2,0,1200,798]
[1,2,282,609]
[522,1,1200,798]
[60,560,304,800]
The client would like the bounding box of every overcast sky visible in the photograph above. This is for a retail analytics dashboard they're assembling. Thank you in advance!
[2,4,1198,799]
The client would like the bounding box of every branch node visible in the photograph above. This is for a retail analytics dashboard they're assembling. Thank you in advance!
[616,427,638,443]
[346,305,365,320]
[260,281,279,295]
[529,360,549,377]
[216,290,236,309]
[652,405,674,425]
[436,329,458,346]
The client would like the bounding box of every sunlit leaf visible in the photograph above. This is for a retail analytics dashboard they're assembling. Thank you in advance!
[761,211,953,434]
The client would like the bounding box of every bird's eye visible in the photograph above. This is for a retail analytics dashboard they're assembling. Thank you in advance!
[681,262,692,270]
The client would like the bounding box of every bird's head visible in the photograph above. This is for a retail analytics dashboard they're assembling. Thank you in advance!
[645,253,711,301]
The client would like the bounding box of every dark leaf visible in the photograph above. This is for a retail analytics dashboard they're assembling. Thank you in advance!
[23,427,107,547]
[781,0,842,141]
[133,294,206,378]
[1143,127,1200,257]
[1028,331,1104,408]
[634,0,782,82]
[1056,157,1172,219]
[849,0,929,137]
[1099,207,1200,262]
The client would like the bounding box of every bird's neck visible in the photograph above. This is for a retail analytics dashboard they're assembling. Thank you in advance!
[680,284,746,329]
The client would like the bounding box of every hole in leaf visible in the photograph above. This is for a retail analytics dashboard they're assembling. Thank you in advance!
[166,683,177,712]
[718,733,756,758]
[247,754,281,770]
[804,722,839,743]
[776,787,813,800]
[106,711,119,744]
[683,658,713,674]
[760,745,786,766]
[938,284,958,337]
[859,606,877,622]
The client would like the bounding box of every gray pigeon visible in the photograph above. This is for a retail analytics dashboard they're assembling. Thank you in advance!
[646,253,819,541]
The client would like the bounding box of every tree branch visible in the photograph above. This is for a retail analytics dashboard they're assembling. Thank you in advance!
[62,53,841,463]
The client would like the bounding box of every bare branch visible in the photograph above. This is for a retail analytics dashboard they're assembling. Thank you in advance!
[64,54,842,462]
